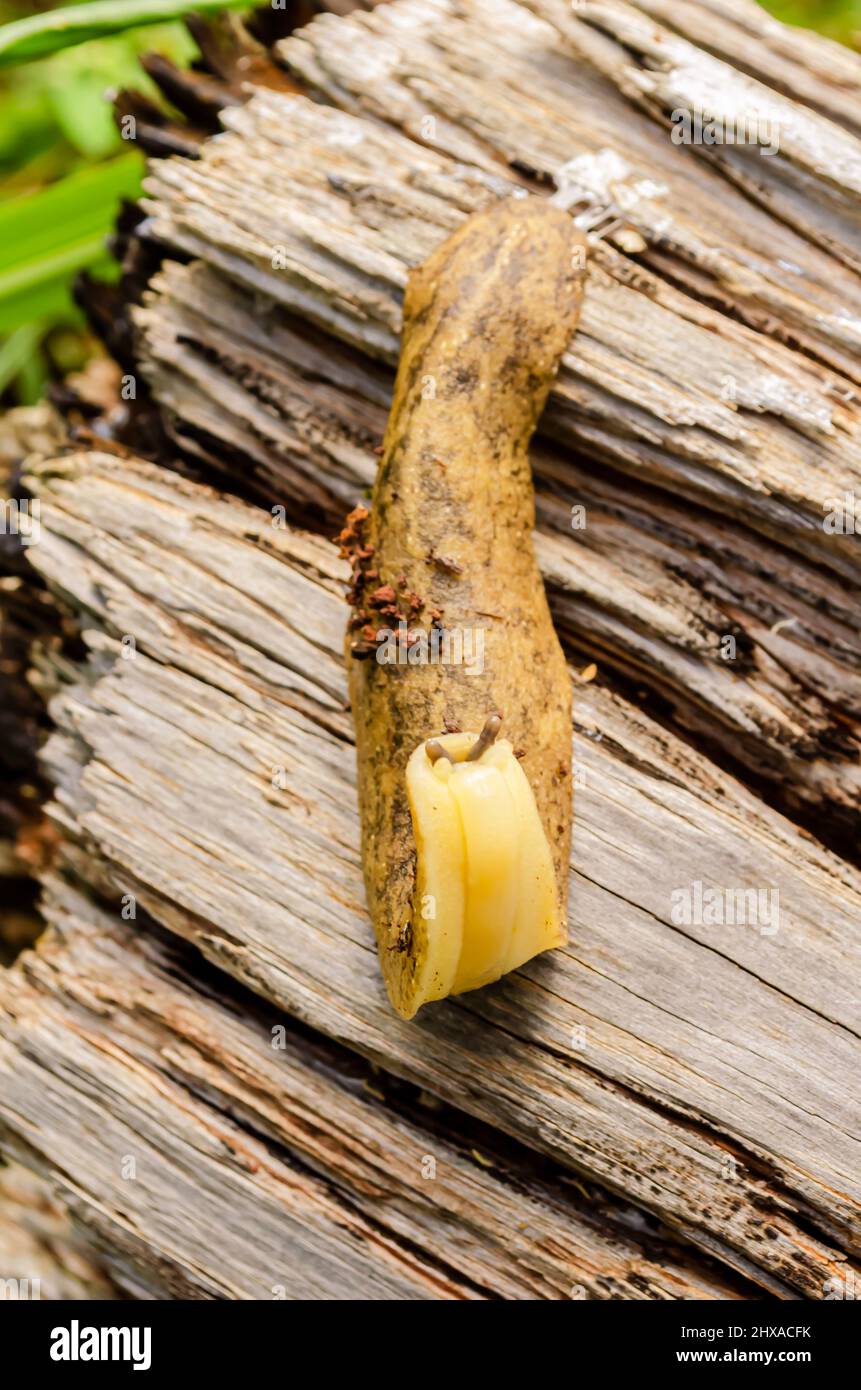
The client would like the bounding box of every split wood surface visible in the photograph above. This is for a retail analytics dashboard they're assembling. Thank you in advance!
[0,448,855,1299]
[137,0,861,843]
[0,0,859,1300]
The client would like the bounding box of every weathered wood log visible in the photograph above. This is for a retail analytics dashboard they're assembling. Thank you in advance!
[130,0,861,842]
[140,90,861,557]
[529,0,861,272]
[273,0,861,394]
[136,257,861,843]
[2,0,861,1304]
[0,1159,116,1302]
[0,874,748,1300]
[0,404,67,962]
[8,449,858,1299]
[615,0,861,139]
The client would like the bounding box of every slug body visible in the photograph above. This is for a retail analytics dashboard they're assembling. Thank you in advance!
[405,729,561,1005]
[345,197,586,1018]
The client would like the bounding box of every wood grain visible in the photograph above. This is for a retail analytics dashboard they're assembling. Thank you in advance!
[134,1,861,837]
[136,257,861,841]
[0,876,747,1300]
[12,449,859,1298]
[2,0,860,1303]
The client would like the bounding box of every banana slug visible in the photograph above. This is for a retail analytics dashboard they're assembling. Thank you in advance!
[342,197,587,1018]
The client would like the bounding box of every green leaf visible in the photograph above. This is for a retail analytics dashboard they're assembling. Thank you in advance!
[47,62,125,160]
[0,0,251,69]
[0,152,141,334]
[0,275,91,339]
[762,1,861,40]
[0,22,200,175]
[0,151,142,270]
[0,84,55,170]
[15,343,50,406]
[0,321,43,395]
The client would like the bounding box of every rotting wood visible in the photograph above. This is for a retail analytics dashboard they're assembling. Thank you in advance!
[272,0,861,390]
[140,82,861,569]
[1,0,860,1304]
[0,404,67,962]
[9,449,859,1299]
[0,875,750,1301]
[131,0,861,838]
[136,257,861,842]
[524,0,861,274]
[0,1159,116,1302]
[614,0,861,141]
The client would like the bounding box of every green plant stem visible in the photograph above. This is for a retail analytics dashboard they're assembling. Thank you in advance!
[0,0,250,68]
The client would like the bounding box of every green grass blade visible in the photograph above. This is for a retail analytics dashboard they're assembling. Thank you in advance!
[0,151,143,271]
[0,153,141,333]
[0,321,43,394]
[0,0,251,69]
[0,273,94,338]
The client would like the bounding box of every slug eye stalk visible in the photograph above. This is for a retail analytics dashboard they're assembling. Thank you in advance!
[427,713,502,766]
[426,740,454,766]
[466,712,502,761]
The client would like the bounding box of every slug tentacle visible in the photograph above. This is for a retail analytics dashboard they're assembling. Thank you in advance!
[465,712,502,762]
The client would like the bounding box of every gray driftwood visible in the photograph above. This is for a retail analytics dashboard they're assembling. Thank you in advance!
[2,449,855,1300]
[0,1160,115,1302]
[1,0,860,1302]
[0,874,746,1300]
[134,0,861,839]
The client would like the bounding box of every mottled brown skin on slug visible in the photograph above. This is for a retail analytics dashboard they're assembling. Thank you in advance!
[348,198,586,1017]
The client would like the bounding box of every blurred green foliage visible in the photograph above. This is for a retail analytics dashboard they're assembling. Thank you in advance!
[0,2,204,403]
[763,1,861,41]
[0,0,249,68]
[0,26,197,182]
[0,1,859,406]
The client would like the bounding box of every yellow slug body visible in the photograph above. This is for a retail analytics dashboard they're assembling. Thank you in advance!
[404,732,564,1017]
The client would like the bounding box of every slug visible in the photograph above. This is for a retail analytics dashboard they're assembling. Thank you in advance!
[342,197,587,1019]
